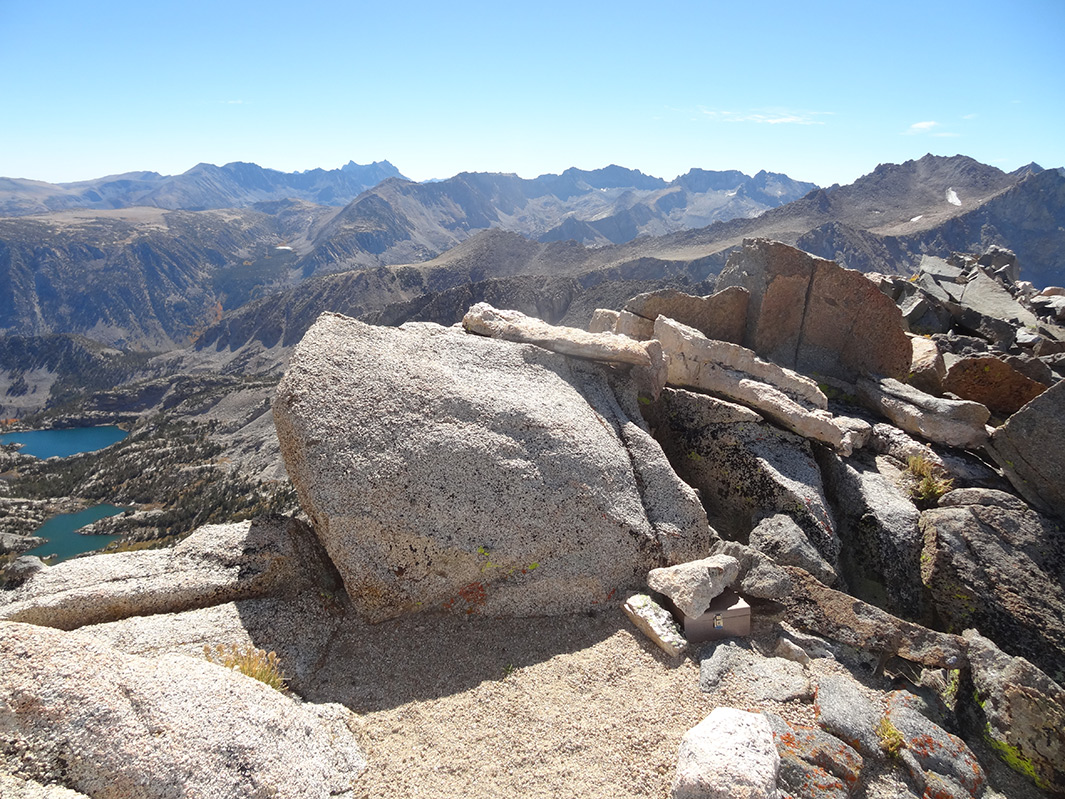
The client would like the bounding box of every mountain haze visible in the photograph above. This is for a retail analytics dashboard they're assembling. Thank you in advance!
[0,160,405,216]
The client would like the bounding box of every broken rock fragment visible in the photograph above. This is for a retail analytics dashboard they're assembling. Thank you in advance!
[622,593,687,657]
[647,554,740,618]
[463,301,662,370]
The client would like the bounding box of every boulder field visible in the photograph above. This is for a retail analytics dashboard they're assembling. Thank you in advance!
[2,239,1064,798]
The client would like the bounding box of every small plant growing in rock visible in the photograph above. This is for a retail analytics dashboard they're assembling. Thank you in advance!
[906,455,953,505]
[204,643,286,691]
[876,716,906,758]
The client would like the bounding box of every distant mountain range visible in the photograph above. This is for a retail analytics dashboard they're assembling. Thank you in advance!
[0,160,406,215]
[297,166,816,274]
[0,155,1062,365]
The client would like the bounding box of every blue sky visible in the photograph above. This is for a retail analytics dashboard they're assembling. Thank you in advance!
[2,0,1062,187]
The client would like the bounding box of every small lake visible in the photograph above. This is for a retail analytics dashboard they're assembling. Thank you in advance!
[23,504,126,563]
[1,426,131,562]
[0,425,128,459]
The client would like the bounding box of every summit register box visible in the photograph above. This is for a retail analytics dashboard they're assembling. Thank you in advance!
[676,589,751,644]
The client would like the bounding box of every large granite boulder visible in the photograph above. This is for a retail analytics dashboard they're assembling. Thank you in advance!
[274,313,712,622]
[962,629,1065,795]
[919,488,1065,677]
[717,238,912,381]
[988,380,1065,519]
[0,622,366,799]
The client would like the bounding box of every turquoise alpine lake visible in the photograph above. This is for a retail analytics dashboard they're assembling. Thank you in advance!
[1,426,130,561]
[23,504,126,563]
[0,425,127,459]
[0,421,127,460]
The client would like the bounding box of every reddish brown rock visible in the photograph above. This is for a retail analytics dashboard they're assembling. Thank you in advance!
[717,239,912,381]
[623,287,749,344]
[943,355,1047,416]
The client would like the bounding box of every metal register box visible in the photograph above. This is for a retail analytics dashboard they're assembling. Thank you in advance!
[677,589,751,643]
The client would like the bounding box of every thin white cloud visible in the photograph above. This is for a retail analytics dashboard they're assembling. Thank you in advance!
[904,121,939,135]
[698,108,832,125]
[962,113,979,120]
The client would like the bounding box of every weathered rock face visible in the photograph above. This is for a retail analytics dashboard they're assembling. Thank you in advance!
[765,712,863,799]
[988,380,1065,519]
[273,313,712,622]
[959,272,1041,329]
[671,707,780,799]
[622,287,749,344]
[962,629,1065,795]
[856,377,990,449]
[919,488,1065,677]
[817,451,926,621]
[645,387,838,567]
[779,566,966,669]
[710,540,795,601]
[717,238,912,381]
[749,513,837,586]
[815,673,884,759]
[0,622,366,799]
[943,355,1047,417]
[884,690,986,797]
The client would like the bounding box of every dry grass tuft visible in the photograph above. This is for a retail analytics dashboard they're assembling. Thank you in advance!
[204,643,286,691]
[906,455,953,505]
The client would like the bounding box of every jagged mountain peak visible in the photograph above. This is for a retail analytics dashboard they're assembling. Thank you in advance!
[556,164,667,190]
